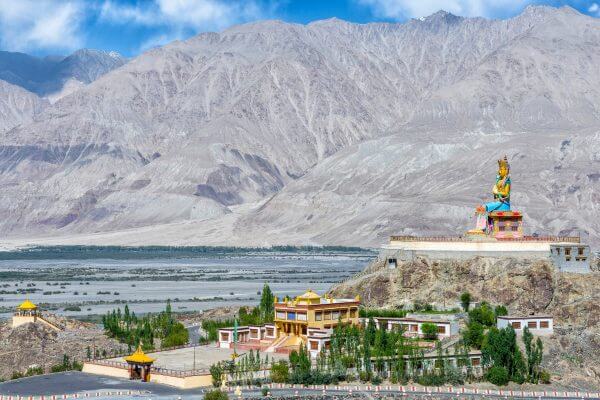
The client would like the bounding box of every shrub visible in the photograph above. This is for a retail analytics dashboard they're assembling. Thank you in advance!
[421,323,438,340]
[371,375,382,385]
[11,371,24,380]
[540,370,551,384]
[494,305,508,318]
[204,389,229,400]
[210,363,224,387]
[460,292,471,312]
[417,373,445,386]
[270,360,289,383]
[261,387,269,396]
[25,366,44,376]
[487,366,509,386]
[359,370,371,383]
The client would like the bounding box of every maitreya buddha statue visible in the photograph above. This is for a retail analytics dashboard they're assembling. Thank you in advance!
[477,155,511,213]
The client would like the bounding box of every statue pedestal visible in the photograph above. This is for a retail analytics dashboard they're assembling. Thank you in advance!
[488,211,523,239]
[467,210,523,239]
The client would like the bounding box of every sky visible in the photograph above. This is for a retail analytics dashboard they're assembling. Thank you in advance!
[0,0,599,58]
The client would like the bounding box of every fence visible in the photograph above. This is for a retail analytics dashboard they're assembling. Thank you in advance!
[257,383,600,399]
[390,235,580,243]
[0,391,147,400]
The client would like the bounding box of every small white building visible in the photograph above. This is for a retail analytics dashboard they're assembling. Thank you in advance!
[217,323,278,349]
[497,315,553,335]
[386,317,459,339]
[306,328,333,359]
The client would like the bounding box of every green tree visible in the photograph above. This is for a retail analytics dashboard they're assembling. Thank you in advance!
[210,363,224,387]
[469,302,496,326]
[494,305,508,318]
[259,284,275,322]
[460,292,472,312]
[421,323,438,340]
[463,322,485,349]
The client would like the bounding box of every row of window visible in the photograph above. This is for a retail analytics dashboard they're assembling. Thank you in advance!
[315,308,357,321]
[275,308,358,321]
[511,320,550,329]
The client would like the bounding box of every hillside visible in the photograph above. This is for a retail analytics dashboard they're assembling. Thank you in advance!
[0,6,599,247]
[329,256,600,388]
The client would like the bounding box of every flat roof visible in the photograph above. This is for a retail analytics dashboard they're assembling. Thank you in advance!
[497,315,552,320]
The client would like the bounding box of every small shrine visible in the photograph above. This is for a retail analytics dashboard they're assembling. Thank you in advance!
[12,299,39,328]
[124,344,155,382]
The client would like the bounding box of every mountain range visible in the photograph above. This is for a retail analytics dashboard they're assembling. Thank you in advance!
[0,5,599,248]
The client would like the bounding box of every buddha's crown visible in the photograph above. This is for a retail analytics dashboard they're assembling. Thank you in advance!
[498,155,509,170]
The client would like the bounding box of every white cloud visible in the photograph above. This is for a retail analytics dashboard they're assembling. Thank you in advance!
[358,0,535,19]
[100,0,265,32]
[0,0,85,52]
[589,3,600,16]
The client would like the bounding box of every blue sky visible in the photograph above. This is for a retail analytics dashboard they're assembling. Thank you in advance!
[0,0,599,57]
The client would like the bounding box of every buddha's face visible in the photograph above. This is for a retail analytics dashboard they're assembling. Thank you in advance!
[498,164,508,178]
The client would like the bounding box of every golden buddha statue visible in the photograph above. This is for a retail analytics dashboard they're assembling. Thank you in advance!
[477,155,511,213]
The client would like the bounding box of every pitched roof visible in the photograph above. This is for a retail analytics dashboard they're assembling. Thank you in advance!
[17,299,37,310]
[124,345,155,364]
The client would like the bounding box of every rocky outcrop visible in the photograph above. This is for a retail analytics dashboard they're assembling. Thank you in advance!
[0,318,122,380]
[330,256,600,389]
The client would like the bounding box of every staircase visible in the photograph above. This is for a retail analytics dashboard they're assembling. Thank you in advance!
[264,335,289,353]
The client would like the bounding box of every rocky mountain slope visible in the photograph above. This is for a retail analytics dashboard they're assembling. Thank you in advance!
[0,80,48,133]
[1,6,599,247]
[0,49,126,97]
[329,256,600,388]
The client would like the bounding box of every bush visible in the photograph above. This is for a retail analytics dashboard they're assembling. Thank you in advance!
[261,387,269,396]
[539,370,551,384]
[64,306,81,311]
[210,363,224,388]
[460,292,472,312]
[421,323,438,340]
[494,305,508,318]
[359,370,371,383]
[204,389,229,400]
[371,375,382,385]
[417,373,445,386]
[487,366,509,386]
[11,371,24,380]
[25,366,44,376]
[270,360,289,383]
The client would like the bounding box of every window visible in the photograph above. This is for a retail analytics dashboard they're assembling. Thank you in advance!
[287,312,296,321]
[221,332,229,341]
[340,310,347,319]
[324,311,331,320]
[332,311,340,320]
[297,313,307,321]
[527,321,537,329]
[310,341,319,350]
[276,311,286,320]
[499,225,505,231]
[266,328,274,336]
[388,258,397,268]
[511,321,521,329]
[540,320,549,329]
[578,247,584,256]
[471,358,481,366]
[315,312,322,321]
[437,325,446,334]
[565,247,571,256]
[511,225,518,231]
[350,308,357,318]
[410,324,418,332]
